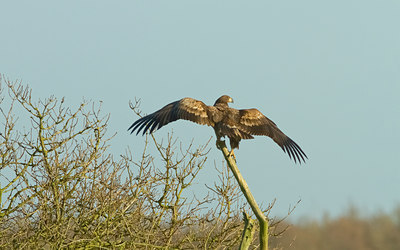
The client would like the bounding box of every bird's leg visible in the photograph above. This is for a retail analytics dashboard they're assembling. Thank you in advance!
[216,136,223,150]
[215,136,237,162]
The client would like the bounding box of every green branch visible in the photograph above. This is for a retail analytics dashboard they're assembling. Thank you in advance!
[217,140,269,250]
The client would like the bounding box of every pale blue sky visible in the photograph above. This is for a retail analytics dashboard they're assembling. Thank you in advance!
[1,1,399,220]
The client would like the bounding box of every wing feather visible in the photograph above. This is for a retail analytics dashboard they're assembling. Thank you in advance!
[238,109,308,164]
[128,98,214,135]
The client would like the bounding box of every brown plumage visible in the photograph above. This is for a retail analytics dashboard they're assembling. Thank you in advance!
[128,95,307,164]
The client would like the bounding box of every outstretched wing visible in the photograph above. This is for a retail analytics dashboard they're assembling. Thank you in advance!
[238,109,307,164]
[128,98,213,135]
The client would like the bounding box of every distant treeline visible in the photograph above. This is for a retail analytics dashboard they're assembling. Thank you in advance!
[271,206,400,250]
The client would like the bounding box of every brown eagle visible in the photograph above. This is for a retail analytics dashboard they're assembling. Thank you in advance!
[128,95,307,164]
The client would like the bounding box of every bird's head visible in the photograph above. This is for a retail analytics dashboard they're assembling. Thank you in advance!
[214,95,234,106]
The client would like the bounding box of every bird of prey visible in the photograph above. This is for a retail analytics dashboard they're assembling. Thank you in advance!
[128,95,307,164]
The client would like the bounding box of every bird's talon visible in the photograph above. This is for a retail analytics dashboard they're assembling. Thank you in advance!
[228,150,237,162]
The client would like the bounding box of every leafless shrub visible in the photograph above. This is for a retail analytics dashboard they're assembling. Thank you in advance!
[0,76,293,249]
[0,77,243,249]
